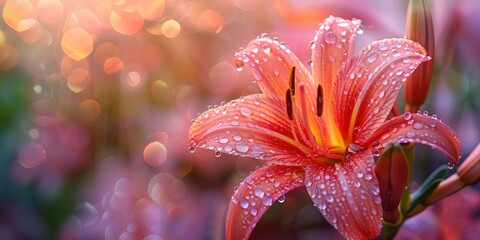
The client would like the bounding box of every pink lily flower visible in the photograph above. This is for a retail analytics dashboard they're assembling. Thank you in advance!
[189,16,461,239]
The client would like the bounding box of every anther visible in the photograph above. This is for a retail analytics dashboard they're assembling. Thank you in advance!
[286,89,293,120]
[317,84,324,117]
[289,66,296,96]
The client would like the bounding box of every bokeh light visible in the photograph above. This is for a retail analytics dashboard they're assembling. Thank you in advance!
[137,0,165,21]
[161,19,181,38]
[143,141,167,167]
[37,0,64,24]
[79,99,101,121]
[61,28,94,61]
[110,9,144,35]
[18,142,46,168]
[2,0,37,32]
[0,43,19,71]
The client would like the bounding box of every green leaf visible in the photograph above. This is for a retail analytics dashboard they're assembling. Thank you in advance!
[405,165,449,214]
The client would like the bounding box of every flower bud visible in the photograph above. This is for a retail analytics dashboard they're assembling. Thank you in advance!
[405,0,435,113]
[375,144,409,223]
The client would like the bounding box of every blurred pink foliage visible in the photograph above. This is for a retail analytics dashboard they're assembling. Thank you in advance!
[0,0,479,239]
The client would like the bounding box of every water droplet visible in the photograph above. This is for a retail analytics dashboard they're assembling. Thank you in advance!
[347,144,360,153]
[324,32,337,44]
[413,122,424,130]
[354,181,361,188]
[266,170,273,177]
[396,70,404,76]
[262,44,270,54]
[448,161,455,169]
[356,25,364,35]
[245,176,254,184]
[233,135,242,141]
[403,112,412,120]
[326,195,334,203]
[278,195,286,203]
[309,40,315,49]
[365,173,373,180]
[215,151,222,157]
[305,180,312,187]
[240,107,252,116]
[367,53,378,63]
[406,131,415,138]
[235,142,249,153]
[378,43,388,51]
[188,146,196,153]
[254,188,265,198]
[372,149,381,157]
[250,207,258,216]
[356,172,364,179]
[328,55,336,62]
[219,137,229,144]
[372,106,380,114]
[240,199,249,209]
[262,196,273,206]
[373,196,382,204]
[318,200,327,210]
[378,90,385,98]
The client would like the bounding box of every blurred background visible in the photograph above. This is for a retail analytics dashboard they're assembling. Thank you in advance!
[0,0,479,239]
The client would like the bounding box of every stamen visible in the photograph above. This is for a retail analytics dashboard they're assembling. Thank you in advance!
[285,89,293,120]
[289,66,296,96]
[317,84,324,117]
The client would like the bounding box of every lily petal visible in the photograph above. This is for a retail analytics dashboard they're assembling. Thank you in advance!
[311,16,361,109]
[311,16,361,147]
[335,38,429,143]
[189,94,311,166]
[226,165,304,240]
[235,36,313,98]
[304,152,382,240]
[364,113,461,164]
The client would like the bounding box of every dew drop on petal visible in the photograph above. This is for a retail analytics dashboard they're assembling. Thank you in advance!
[240,107,252,116]
[324,32,337,44]
[245,176,254,184]
[403,112,412,121]
[250,207,258,216]
[365,173,373,180]
[278,195,286,203]
[367,53,378,63]
[413,122,424,130]
[254,188,265,198]
[326,195,334,203]
[406,131,415,138]
[235,142,249,153]
[378,90,385,98]
[188,146,196,153]
[240,199,249,209]
[318,200,327,210]
[378,43,388,51]
[448,161,455,169]
[262,196,273,206]
[215,151,222,157]
[233,134,242,141]
[305,180,312,187]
